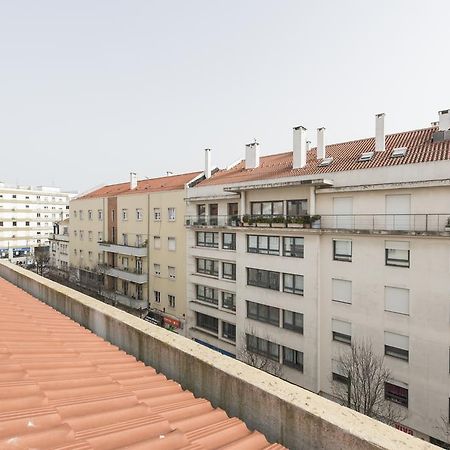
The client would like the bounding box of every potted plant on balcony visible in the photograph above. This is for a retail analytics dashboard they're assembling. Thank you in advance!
[311,215,321,229]
[242,214,250,226]
[271,215,286,228]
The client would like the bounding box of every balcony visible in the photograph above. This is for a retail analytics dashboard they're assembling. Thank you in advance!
[104,265,147,284]
[102,289,148,309]
[99,240,147,257]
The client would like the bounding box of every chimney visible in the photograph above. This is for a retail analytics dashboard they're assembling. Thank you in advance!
[317,127,326,159]
[130,172,137,190]
[204,148,212,179]
[293,126,307,169]
[438,109,450,131]
[245,141,260,169]
[375,113,385,152]
[306,140,311,152]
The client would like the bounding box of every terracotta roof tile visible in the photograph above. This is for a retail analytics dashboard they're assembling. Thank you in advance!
[0,278,285,450]
[200,126,450,186]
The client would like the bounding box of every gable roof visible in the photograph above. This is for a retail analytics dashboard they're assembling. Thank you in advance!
[199,127,450,186]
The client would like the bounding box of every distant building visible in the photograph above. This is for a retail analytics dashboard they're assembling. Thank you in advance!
[48,218,70,278]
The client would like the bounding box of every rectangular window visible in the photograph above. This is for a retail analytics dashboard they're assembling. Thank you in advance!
[332,279,352,304]
[136,208,143,221]
[196,258,219,277]
[88,251,93,261]
[154,236,161,249]
[168,207,176,221]
[154,291,161,303]
[122,257,129,269]
[332,359,349,384]
[247,235,280,255]
[197,204,206,223]
[251,201,283,216]
[25,221,30,226]
[385,332,409,361]
[283,273,304,295]
[12,221,17,227]
[168,237,176,251]
[196,231,219,248]
[222,322,236,342]
[88,231,93,241]
[385,241,410,267]
[385,382,408,407]
[196,285,218,305]
[283,347,303,371]
[80,231,84,240]
[385,286,409,315]
[88,210,93,220]
[98,232,103,242]
[98,210,103,221]
[222,233,236,250]
[287,199,308,216]
[283,310,304,333]
[247,267,280,290]
[247,301,279,326]
[332,319,352,344]
[333,240,352,262]
[222,292,236,311]
[122,209,128,221]
[154,264,161,276]
[283,237,304,258]
[168,266,176,280]
[154,208,161,221]
[209,203,218,225]
[222,262,236,280]
[246,334,279,361]
[168,295,176,308]
[196,312,218,333]
[122,233,128,245]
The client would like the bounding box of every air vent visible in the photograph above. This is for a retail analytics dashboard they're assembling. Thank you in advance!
[391,147,407,158]
[318,157,334,167]
[358,151,374,162]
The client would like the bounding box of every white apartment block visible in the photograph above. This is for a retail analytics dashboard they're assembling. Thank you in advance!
[49,218,70,277]
[185,110,450,445]
[0,184,74,262]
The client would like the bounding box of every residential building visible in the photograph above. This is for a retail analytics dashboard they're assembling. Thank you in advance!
[69,171,201,332]
[0,184,74,262]
[48,218,70,278]
[184,109,450,444]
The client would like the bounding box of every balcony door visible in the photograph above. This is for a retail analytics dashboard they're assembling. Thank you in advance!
[385,195,411,231]
[333,197,353,229]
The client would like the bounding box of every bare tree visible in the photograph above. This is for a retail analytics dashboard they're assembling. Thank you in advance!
[434,414,450,449]
[34,246,50,276]
[332,339,406,426]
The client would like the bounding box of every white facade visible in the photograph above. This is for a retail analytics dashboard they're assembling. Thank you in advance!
[49,219,70,276]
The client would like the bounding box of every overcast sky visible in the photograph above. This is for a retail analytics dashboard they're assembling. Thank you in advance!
[0,0,449,193]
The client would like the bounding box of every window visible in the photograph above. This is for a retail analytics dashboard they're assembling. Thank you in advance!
[283,347,303,371]
[122,257,129,269]
[287,199,308,216]
[88,251,93,261]
[222,262,236,280]
[168,266,176,280]
[197,204,206,222]
[283,273,304,295]
[168,237,176,251]
[196,258,219,277]
[168,207,176,221]
[222,292,236,311]
[153,208,161,221]
[136,234,143,246]
[154,291,161,303]
[247,235,280,255]
[385,286,409,315]
[0,221,3,227]
[196,231,219,248]
[74,230,78,238]
[88,210,93,220]
[247,268,280,290]
[385,382,408,407]
[168,295,176,308]
[26,205,29,208]
[154,236,161,249]
[98,232,103,242]
[80,231,84,240]
[88,231,93,241]
[332,359,349,384]
[333,240,352,262]
[196,312,218,333]
[154,264,161,276]
[283,237,304,258]
[12,194,16,199]
[79,210,83,220]
[222,233,236,250]
[246,334,279,361]
[209,204,218,225]
[136,208,143,221]
[122,209,128,221]
[332,319,351,344]
[12,221,17,227]
[251,201,283,216]
[222,322,236,341]
[385,332,409,361]
[37,213,41,218]
[98,210,103,221]
[98,253,103,263]
[385,241,410,267]
[283,310,304,333]
[25,221,30,226]
[196,285,218,305]
[332,279,352,304]
[122,233,128,245]
[74,249,77,256]
[247,301,279,326]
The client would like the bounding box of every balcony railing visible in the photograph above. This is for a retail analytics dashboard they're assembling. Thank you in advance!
[99,240,148,257]
[104,265,147,284]
[185,214,450,233]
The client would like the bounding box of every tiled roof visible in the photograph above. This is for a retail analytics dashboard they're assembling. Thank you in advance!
[78,171,202,200]
[0,278,284,450]
[200,127,450,186]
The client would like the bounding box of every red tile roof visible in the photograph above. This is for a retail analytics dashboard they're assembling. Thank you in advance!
[0,278,284,450]
[78,171,202,200]
[200,127,450,186]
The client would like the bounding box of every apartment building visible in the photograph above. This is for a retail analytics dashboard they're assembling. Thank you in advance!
[184,109,450,445]
[48,218,70,278]
[69,171,201,332]
[0,184,73,262]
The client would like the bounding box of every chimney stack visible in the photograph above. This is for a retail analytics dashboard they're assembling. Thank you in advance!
[317,127,326,159]
[204,148,212,179]
[245,141,260,169]
[293,126,307,169]
[306,140,311,152]
[375,113,385,152]
[130,172,137,190]
[439,109,450,131]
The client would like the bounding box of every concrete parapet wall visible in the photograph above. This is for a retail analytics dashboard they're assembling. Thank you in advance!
[0,261,436,450]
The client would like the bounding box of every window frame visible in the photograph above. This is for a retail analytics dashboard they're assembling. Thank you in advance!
[247,267,280,291]
[385,248,410,268]
[246,334,279,361]
[283,236,304,258]
[250,201,284,217]
[283,347,304,372]
[287,199,308,217]
[385,382,408,407]
[333,239,352,262]
[283,310,304,334]
[222,291,236,311]
[222,262,236,280]
[196,258,219,277]
[247,235,280,255]
[222,322,236,342]
[283,273,304,295]
[247,300,280,326]
[196,285,219,305]
[196,231,219,248]
[196,312,218,333]
[222,232,236,250]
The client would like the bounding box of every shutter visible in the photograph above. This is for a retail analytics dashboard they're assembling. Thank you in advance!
[332,359,346,376]
[332,279,352,304]
[385,195,411,230]
[385,240,410,251]
[385,287,409,314]
[335,240,352,254]
[332,319,351,335]
[333,197,353,228]
[385,331,409,350]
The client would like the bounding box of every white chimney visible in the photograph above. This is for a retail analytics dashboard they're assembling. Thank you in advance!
[438,109,450,131]
[306,140,311,152]
[293,126,307,169]
[317,127,326,159]
[245,141,260,169]
[375,113,385,152]
[204,148,212,179]
[130,172,137,190]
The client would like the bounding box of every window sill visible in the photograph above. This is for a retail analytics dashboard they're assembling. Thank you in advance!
[191,326,219,338]
[191,300,219,309]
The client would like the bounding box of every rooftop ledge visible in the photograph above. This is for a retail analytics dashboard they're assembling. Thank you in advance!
[0,260,436,450]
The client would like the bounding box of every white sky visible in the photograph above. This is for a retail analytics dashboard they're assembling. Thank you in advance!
[0,0,449,192]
